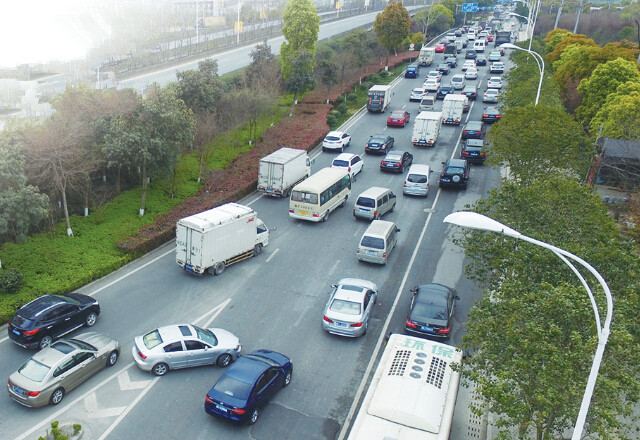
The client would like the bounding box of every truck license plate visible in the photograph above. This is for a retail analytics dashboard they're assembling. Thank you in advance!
[300,211,307,216]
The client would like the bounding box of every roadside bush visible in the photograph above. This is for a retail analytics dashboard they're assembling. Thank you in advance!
[367,73,382,83]
[0,268,23,294]
[347,93,358,102]
[327,114,338,128]
[379,70,390,78]
[336,103,348,114]
[335,95,347,104]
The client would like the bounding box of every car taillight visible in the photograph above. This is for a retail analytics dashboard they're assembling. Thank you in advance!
[438,326,451,334]
[313,213,319,217]
[137,351,147,360]
[405,319,417,329]
[348,167,351,172]
[323,316,333,323]
[496,115,501,118]
[289,209,294,213]
[404,182,407,187]
[483,114,488,118]
[462,151,469,156]
[25,390,40,397]
[205,396,214,404]
[231,408,246,415]
[23,329,39,336]
[383,253,387,259]
[350,322,363,328]
[381,161,386,165]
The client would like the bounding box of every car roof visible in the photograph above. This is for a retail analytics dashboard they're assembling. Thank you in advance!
[225,355,270,384]
[446,159,468,167]
[16,295,72,319]
[156,324,194,342]
[465,139,484,146]
[327,131,344,136]
[357,187,390,200]
[369,134,388,140]
[490,76,502,80]
[334,153,357,161]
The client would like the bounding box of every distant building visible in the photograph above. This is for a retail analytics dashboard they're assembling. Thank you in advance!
[172,0,223,17]
[587,137,640,189]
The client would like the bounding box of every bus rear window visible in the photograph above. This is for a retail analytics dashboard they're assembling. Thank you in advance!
[291,191,318,204]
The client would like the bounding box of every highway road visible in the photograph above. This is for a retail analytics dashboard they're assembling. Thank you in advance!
[1,43,511,440]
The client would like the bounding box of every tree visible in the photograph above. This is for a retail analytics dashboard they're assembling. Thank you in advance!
[343,29,373,83]
[315,46,339,103]
[551,43,601,111]
[576,57,640,125]
[244,41,281,90]
[428,4,454,35]
[103,86,195,216]
[280,0,320,103]
[545,34,598,65]
[502,49,563,109]
[175,59,223,115]
[591,87,640,140]
[486,105,589,184]
[544,28,573,54]
[373,1,411,68]
[284,50,317,103]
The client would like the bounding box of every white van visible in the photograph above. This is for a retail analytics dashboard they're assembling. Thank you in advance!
[473,40,486,53]
[353,187,396,221]
[357,220,400,265]
[403,164,431,197]
[467,30,476,41]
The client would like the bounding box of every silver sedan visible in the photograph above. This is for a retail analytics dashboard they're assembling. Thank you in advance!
[322,278,378,337]
[7,332,120,408]
[132,324,241,376]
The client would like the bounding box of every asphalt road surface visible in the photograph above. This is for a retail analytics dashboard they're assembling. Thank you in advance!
[0,43,512,440]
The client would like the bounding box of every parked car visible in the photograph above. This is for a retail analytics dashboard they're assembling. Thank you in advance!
[434,42,446,52]
[423,79,440,92]
[322,131,351,152]
[464,67,478,80]
[404,284,459,340]
[365,134,394,154]
[475,55,488,66]
[322,278,378,337]
[387,110,410,127]
[439,158,471,189]
[461,120,486,139]
[487,77,503,89]
[132,324,242,376]
[461,60,476,71]
[8,293,101,349]
[409,88,427,102]
[490,62,505,74]
[488,51,501,62]
[483,88,500,103]
[331,153,364,180]
[482,106,502,123]
[436,85,453,100]
[436,63,450,75]
[380,151,413,173]
[461,138,486,164]
[7,332,120,407]
[465,49,477,59]
[461,84,479,100]
[445,56,458,68]
[205,350,293,425]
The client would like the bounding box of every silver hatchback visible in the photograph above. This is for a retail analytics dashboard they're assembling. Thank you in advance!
[132,324,241,376]
[322,278,378,337]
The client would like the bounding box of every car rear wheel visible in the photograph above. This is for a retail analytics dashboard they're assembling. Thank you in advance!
[39,335,53,350]
[249,407,260,425]
[217,353,233,367]
[85,312,98,327]
[50,388,65,405]
[284,370,292,386]
[152,363,169,376]
[107,350,119,367]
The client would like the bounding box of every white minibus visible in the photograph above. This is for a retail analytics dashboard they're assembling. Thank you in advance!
[289,167,351,222]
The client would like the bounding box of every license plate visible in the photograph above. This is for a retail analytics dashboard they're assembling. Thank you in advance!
[12,329,20,335]
[421,326,434,332]
[359,209,369,213]
[471,152,478,156]
[13,386,25,396]
[186,264,193,271]
[267,189,273,192]
[300,211,307,216]
[335,322,348,328]
[367,250,376,255]
[443,178,450,182]
[216,404,227,412]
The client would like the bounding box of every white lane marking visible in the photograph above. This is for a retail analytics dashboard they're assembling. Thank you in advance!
[117,370,152,391]
[337,204,439,440]
[265,248,280,263]
[192,298,232,328]
[84,392,127,419]
[202,298,232,329]
[246,194,264,205]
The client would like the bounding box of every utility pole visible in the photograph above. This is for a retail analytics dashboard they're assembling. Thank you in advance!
[573,0,584,33]
[554,0,564,29]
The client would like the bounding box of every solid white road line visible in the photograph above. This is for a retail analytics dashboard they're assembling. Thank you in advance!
[265,248,280,263]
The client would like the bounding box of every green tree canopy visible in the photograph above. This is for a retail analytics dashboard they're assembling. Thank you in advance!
[545,34,598,65]
[544,28,573,54]
[591,85,640,140]
[280,0,320,85]
[175,59,223,115]
[284,50,317,103]
[428,4,454,35]
[502,49,563,109]
[486,104,589,183]
[373,1,411,67]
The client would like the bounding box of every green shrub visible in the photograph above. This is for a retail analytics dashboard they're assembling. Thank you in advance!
[0,268,23,294]
[379,70,390,78]
[347,93,358,102]
[335,95,346,104]
[329,109,341,117]
[336,103,348,114]
[73,424,82,435]
[327,114,338,128]
[367,73,381,83]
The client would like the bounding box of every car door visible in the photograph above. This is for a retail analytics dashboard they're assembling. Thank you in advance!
[350,156,362,175]
[56,304,83,337]
[185,340,216,367]
[162,341,189,369]
[363,290,376,325]
[67,351,98,390]
[253,368,281,406]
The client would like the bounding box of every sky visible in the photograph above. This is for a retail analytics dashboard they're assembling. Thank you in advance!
[0,0,107,67]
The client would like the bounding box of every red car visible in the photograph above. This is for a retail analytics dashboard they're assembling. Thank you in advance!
[387,110,410,127]
[487,35,494,42]
[434,42,446,53]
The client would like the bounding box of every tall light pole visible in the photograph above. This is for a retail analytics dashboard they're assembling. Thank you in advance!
[443,211,613,440]
[500,42,544,105]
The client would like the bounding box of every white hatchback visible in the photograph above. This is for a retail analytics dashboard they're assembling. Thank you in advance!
[450,74,466,90]
[322,131,352,152]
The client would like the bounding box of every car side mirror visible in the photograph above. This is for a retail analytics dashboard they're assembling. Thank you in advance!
[331,284,337,289]
[441,161,446,165]
[455,295,461,300]
[410,287,418,294]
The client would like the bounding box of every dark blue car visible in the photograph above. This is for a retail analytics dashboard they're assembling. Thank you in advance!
[405,65,420,78]
[205,349,292,425]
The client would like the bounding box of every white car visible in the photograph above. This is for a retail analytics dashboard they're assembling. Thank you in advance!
[462,60,476,71]
[450,74,466,90]
[423,79,440,92]
[331,153,364,180]
[490,62,505,74]
[487,77,503,89]
[483,88,500,103]
[322,131,351,152]
[410,88,427,102]
[465,67,478,80]
[426,70,442,81]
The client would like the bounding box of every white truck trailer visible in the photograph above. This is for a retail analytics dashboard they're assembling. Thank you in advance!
[176,203,269,275]
[257,147,311,198]
[418,46,435,66]
[441,94,468,125]
[412,111,442,147]
[366,85,392,112]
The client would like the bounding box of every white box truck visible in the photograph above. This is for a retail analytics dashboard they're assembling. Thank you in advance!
[418,46,435,66]
[367,85,392,112]
[441,94,468,125]
[257,147,311,197]
[412,111,442,147]
[176,203,269,275]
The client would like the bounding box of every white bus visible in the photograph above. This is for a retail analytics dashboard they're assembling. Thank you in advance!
[289,167,351,222]
[347,334,463,440]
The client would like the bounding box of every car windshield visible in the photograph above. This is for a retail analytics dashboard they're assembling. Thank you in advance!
[407,174,427,183]
[356,197,375,208]
[332,160,349,167]
[325,136,340,141]
[143,330,163,350]
[446,166,465,174]
[291,191,318,205]
[19,359,51,382]
[213,375,252,400]
[330,299,362,315]
[194,325,218,346]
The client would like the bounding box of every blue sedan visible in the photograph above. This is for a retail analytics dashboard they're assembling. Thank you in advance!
[204,349,293,425]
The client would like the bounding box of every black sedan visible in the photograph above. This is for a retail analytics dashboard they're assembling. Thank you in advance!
[405,283,459,340]
[8,293,101,349]
[380,151,413,173]
[461,84,478,101]
[461,138,486,164]
[436,63,450,75]
[465,49,477,59]
[365,134,394,154]
[482,106,502,123]
[461,120,486,139]
[436,85,454,100]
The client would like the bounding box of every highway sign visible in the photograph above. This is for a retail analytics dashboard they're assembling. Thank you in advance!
[461,2,479,12]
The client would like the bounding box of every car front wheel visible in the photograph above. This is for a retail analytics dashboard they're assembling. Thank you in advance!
[152,363,169,376]
[107,350,119,367]
[217,353,233,367]
[85,312,98,327]
[284,370,292,386]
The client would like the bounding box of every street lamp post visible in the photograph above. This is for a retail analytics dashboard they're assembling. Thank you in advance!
[500,42,544,105]
[443,211,613,440]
